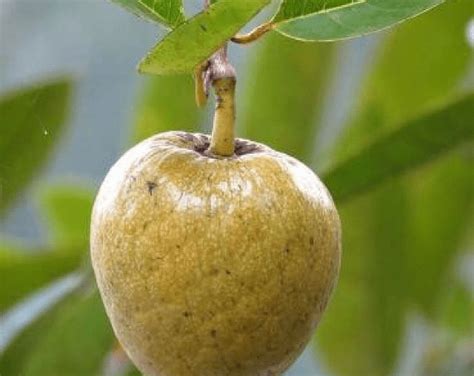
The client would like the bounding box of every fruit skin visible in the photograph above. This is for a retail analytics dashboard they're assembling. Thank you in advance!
[91,131,341,376]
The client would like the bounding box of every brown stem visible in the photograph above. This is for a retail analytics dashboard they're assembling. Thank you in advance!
[199,0,236,157]
[207,47,236,157]
[231,22,274,44]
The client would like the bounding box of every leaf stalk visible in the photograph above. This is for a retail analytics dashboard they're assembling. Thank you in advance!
[231,21,274,44]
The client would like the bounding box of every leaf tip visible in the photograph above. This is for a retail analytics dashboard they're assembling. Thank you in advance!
[137,58,151,75]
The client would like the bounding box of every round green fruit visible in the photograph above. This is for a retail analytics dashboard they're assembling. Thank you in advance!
[90,131,341,376]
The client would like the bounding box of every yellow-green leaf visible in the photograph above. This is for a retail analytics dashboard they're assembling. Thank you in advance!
[138,0,271,74]
[317,1,473,375]
[273,0,445,41]
[133,75,200,142]
[0,246,83,312]
[241,33,335,163]
[21,289,115,376]
[38,184,95,249]
[323,94,474,203]
[109,0,185,28]
[0,79,73,217]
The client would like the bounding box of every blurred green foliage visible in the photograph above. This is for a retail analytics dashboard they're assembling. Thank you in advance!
[317,1,474,375]
[38,184,95,249]
[0,80,72,217]
[242,33,335,162]
[324,94,474,203]
[0,246,82,313]
[133,75,199,142]
[0,183,93,313]
[21,289,114,376]
[0,0,473,375]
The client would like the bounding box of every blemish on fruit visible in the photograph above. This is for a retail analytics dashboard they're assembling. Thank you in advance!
[146,181,157,195]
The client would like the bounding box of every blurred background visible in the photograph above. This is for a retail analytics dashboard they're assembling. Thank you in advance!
[0,0,473,375]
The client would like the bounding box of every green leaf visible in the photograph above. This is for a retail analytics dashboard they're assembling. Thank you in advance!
[0,79,73,217]
[38,184,95,249]
[317,183,410,375]
[273,0,445,41]
[326,0,473,166]
[323,94,474,203]
[0,246,83,312]
[404,154,473,317]
[0,183,92,312]
[0,286,79,375]
[109,0,185,28]
[138,0,271,74]
[133,75,200,142]
[241,33,335,163]
[21,289,115,376]
[436,278,474,338]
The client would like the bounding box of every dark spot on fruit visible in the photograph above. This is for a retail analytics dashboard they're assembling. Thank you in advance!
[183,311,191,317]
[285,247,290,254]
[210,329,217,337]
[309,237,314,245]
[200,24,207,31]
[177,132,264,158]
[225,269,231,275]
[191,135,210,155]
[234,139,263,156]
[178,132,195,143]
[146,181,157,195]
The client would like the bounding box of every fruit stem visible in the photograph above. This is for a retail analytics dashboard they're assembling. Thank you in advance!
[208,47,236,157]
[200,0,236,157]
